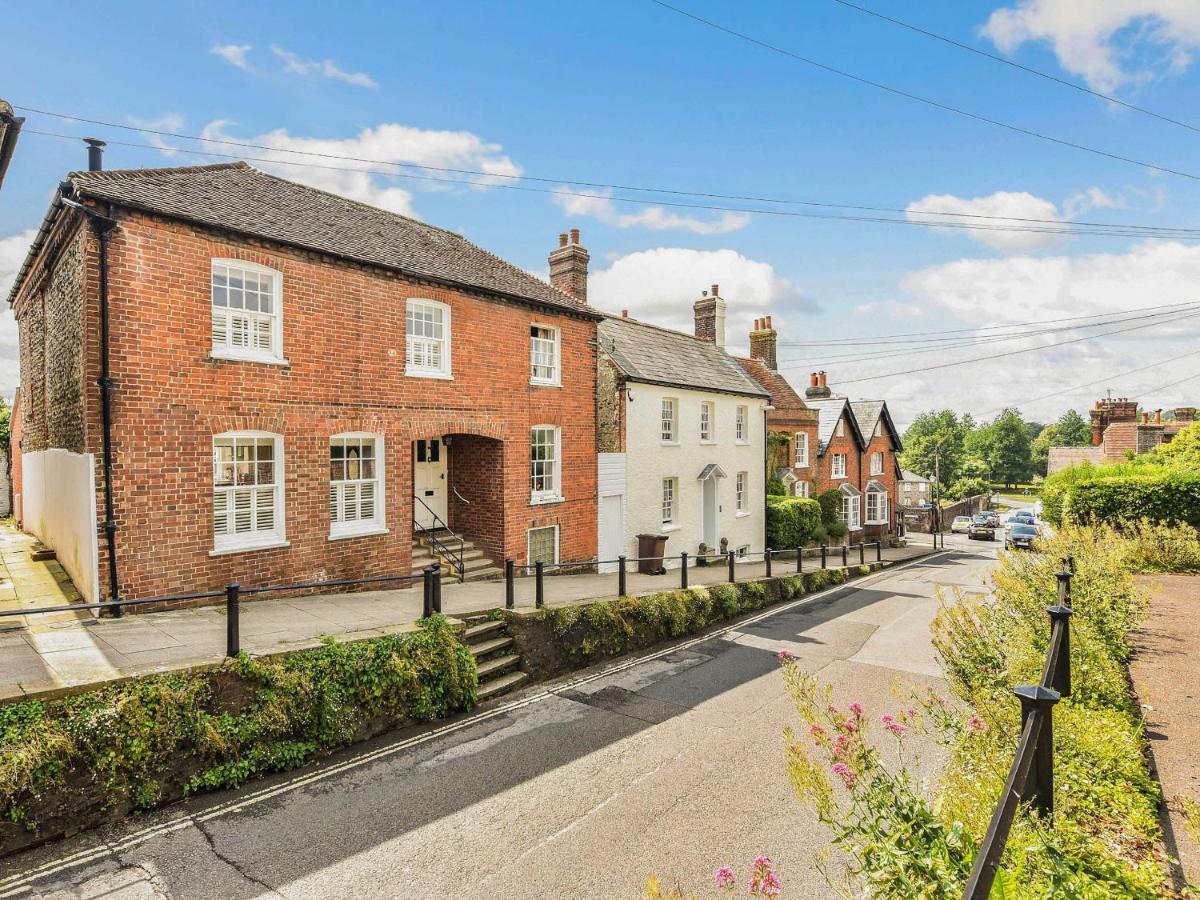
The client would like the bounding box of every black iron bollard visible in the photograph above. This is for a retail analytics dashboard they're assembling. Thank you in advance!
[225,583,241,657]
[841,545,848,568]
[876,540,882,562]
[765,548,772,578]
[618,555,627,597]
[859,542,865,565]
[1046,602,1074,697]
[431,563,443,614]
[820,544,827,569]
[1014,684,1061,817]
[505,558,515,610]
[727,550,736,583]
[535,560,545,608]
[680,552,688,589]
[422,566,435,618]
[796,546,803,573]
[1056,567,1073,608]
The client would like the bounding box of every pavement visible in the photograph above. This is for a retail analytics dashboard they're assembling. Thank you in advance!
[0,534,929,703]
[0,534,1000,899]
[1130,573,1200,889]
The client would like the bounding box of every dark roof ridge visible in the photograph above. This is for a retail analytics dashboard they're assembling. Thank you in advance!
[69,160,250,181]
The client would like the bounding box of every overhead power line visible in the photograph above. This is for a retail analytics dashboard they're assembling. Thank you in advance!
[779,306,1200,367]
[775,300,1200,347]
[779,307,1200,384]
[828,0,1200,136]
[646,0,1200,182]
[16,108,1200,240]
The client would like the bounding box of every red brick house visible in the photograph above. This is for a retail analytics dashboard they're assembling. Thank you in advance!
[9,157,601,605]
[1047,397,1197,474]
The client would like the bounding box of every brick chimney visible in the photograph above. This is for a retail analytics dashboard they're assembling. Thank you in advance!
[1175,407,1197,423]
[805,370,832,400]
[749,315,778,370]
[548,228,589,303]
[693,284,726,347]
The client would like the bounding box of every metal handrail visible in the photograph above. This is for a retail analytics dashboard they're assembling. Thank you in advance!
[413,493,466,583]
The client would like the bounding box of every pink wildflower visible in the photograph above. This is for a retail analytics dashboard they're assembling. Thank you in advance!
[831,762,856,786]
[777,649,794,663]
[881,714,907,736]
[849,702,864,718]
[715,866,736,890]
[762,871,783,897]
[809,723,828,745]
[841,717,857,733]
[749,856,781,897]
[968,715,987,733]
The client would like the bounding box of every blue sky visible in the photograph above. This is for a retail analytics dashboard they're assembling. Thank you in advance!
[3,0,1200,425]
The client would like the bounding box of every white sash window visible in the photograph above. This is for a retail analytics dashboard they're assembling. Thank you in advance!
[330,434,385,537]
[211,260,283,363]
[213,433,285,552]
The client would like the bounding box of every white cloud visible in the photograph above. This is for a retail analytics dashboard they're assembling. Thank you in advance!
[198,120,523,217]
[553,188,751,235]
[127,113,186,157]
[210,43,253,71]
[982,0,1200,91]
[589,247,818,352]
[270,45,378,89]
[850,240,1200,421]
[1063,186,1123,219]
[906,190,1066,252]
[0,230,36,400]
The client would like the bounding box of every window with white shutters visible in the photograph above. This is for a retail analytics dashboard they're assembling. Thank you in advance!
[211,261,283,362]
[530,325,560,385]
[329,434,384,537]
[213,433,285,552]
[406,299,451,377]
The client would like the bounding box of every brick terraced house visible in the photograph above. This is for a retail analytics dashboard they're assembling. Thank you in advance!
[9,156,602,605]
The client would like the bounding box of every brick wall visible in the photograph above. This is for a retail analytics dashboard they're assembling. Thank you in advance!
[596,356,625,453]
[860,418,898,535]
[447,433,506,561]
[53,209,597,602]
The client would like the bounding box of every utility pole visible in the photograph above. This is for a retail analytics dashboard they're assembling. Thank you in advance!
[933,444,942,549]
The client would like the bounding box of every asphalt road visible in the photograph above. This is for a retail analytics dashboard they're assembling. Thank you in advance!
[1,538,1000,899]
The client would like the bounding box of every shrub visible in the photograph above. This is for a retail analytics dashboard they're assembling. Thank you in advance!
[766,496,822,549]
[827,521,849,540]
[766,476,787,496]
[1120,519,1200,573]
[1064,470,1200,529]
[817,489,843,526]
[0,616,476,838]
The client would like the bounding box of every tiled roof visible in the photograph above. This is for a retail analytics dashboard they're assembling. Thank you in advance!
[598,316,769,398]
[733,357,817,422]
[56,162,596,317]
[900,469,928,483]
[805,397,864,453]
[849,401,883,436]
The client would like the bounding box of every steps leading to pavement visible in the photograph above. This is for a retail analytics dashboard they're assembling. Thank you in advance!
[460,614,527,701]
[412,529,503,583]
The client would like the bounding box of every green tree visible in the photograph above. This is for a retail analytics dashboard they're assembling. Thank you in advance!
[986,408,1034,487]
[1054,408,1091,446]
[0,398,9,456]
[1031,425,1056,477]
[899,410,969,488]
[1154,421,1200,470]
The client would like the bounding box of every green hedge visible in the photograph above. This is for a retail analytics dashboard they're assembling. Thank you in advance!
[1062,470,1200,529]
[766,496,822,549]
[0,616,476,851]
[817,489,843,526]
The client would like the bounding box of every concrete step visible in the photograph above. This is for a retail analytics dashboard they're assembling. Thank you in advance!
[463,566,504,582]
[477,652,520,679]
[463,620,506,642]
[469,636,514,658]
[478,670,528,702]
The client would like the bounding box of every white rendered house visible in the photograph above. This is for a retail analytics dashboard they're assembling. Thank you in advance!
[595,289,769,571]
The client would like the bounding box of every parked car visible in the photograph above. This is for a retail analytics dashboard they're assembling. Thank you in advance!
[985,512,1001,528]
[1005,524,1040,550]
[1007,511,1036,528]
[950,515,972,534]
[968,514,995,541]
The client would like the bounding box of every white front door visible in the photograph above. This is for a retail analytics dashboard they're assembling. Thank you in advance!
[413,438,447,529]
[701,477,719,549]
[598,494,624,573]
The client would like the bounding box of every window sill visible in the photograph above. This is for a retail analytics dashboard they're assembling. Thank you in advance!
[406,369,453,381]
[209,349,289,367]
[530,495,565,507]
[735,511,751,518]
[328,526,390,542]
[530,379,562,389]
[794,463,809,469]
[735,440,749,446]
[209,539,291,557]
[832,474,847,480]
[865,520,888,526]
[660,524,681,533]
[660,441,680,447]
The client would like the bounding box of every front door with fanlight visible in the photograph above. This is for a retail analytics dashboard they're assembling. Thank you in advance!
[413,438,447,529]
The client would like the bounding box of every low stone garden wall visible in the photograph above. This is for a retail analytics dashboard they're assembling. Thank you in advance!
[506,562,884,679]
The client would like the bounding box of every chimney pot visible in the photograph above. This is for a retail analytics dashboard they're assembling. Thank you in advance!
[765,315,772,329]
[84,137,105,172]
[819,371,827,388]
[570,228,580,245]
[558,232,568,248]
[711,283,719,297]
[1155,409,1162,423]
[749,314,778,369]
[810,372,818,387]
[693,291,726,347]
[548,229,589,303]
[621,309,629,318]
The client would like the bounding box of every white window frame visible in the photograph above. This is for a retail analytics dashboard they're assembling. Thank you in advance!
[840,484,861,530]
[831,453,847,479]
[870,451,884,476]
[662,477,678,525]
[736,471,747,514]
[699,401,714,443]
[735,405,748,443]
[211,431,287,555]
[530,425,563,504]
[794,432,809,468]
[527,525,560,566]
[793,480,810,498]
[866,485,888,525]
[329,432,387,540]
[405,298,452,379]
[210,259,286,365]
[661,398,678,444]
[530,323,561,386]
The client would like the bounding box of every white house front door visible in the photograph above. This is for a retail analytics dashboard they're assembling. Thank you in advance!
[413,438,447,529]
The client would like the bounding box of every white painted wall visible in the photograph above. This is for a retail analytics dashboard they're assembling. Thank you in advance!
[597,452,627,573]
[20,449,100,603]
[623,384,766,568]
